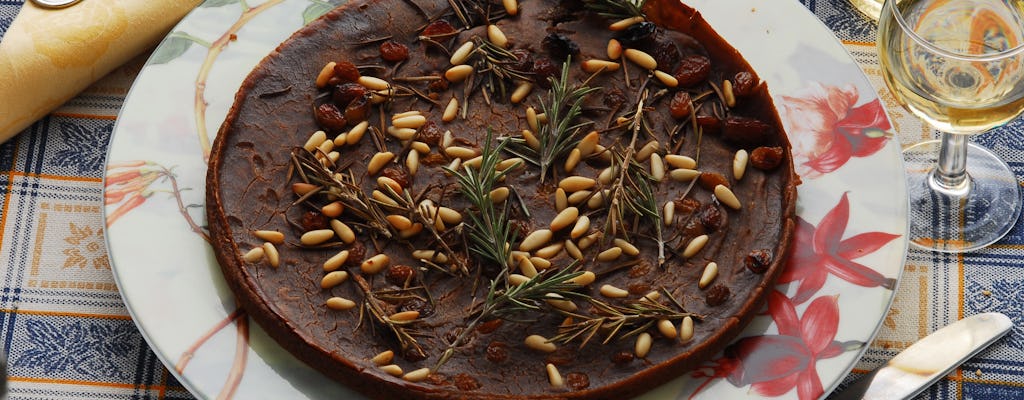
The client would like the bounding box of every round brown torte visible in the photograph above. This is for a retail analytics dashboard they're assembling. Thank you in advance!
[206,0,799,398]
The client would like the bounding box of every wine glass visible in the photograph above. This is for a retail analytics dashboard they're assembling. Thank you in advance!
[878,0,1024,252]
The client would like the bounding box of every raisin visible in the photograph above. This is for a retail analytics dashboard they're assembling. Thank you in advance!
[314,103,348,133]
[732,71,757,97]
[744,249,773,274]
[417,121,444,146]
[421,153,448,165]
[343,95,370,123]
[477,319,504,334]
[332,83,368,107]
[508,49,533,74]
[425,373,448,386]
[610,351,635,364]
[379,40,410,62]
[697,203,723,231]
[566,373,590,390]
[669,91,693,120]
[386,265,415,287]
[680,219,706,238]
[421,20,456,38]
[705,284,731,306]
[674,197,701,213]
[603,88,627,109]
[750,146,784,170]
[532,56,559,89]
[628,259,652,278]
[673,54,711,87]
[300,210,329,231]
[545,347,576,366]
[697,172,729,191]
[485,341,509,363]
[614,21,657,46]
[346,241,366,266]
[542,33,579,61]
[427,78,449,93]
[333,61,360,82]
[453,374,481,391]
[648,38,681,71]
[381,167,410,188]
[722,117,773,147]
[695,115,721,134]
[400,297,434,317]
[627,283,652,295]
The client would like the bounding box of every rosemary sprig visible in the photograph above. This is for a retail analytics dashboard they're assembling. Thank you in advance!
[435,266,586,370]
[622,167,664,265]
[582,0,647,21]
[444,134,520,269]
[504,59,599,183]
[353,274,427,360]
[551,295,699,348]
[291,149,393,239]
[471,37,532,105]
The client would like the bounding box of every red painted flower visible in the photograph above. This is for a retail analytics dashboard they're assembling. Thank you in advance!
[779,82,891,179]
[690,292,860,400]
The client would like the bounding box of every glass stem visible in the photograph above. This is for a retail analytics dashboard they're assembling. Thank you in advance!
[930,132,970,195]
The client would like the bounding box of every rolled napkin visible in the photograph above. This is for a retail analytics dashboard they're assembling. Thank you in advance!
[0,0,202,143]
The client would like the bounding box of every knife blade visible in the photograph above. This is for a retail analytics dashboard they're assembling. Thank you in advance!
[829,312,1012,400]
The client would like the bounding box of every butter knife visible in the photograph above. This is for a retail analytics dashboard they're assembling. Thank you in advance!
[829,312,1012,400]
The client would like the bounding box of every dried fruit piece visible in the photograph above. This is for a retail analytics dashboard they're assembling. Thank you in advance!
[722,116,774,147]
[732,71,757,96]
[380,40,410,62]
[750,146,785,170]
[421,20,456,38]
[669,91,693,119]
[673,54,711,87]
[698,171,729,191]
[333,61,361,82]
[744,249,773,273]
[705,284,731,306]
[314,103,348,133]
[543,33,580,61]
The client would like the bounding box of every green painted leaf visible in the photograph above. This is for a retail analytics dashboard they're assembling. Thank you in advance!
[150,33,195,65]
[201,0,240,8]
[303,2,336,24]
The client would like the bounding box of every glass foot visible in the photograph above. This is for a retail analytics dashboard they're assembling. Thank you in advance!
[904,140,1022,253]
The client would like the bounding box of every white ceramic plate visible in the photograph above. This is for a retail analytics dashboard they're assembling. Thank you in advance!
[104,0,909,398]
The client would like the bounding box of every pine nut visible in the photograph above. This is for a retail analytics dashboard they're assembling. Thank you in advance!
[386,215,413,230]
[598,165,617,185]
[654,70,678,87]
[411,141,430,154]
[392,110,421,119]
[600,284,629,298]
[324,250,350,272]
[641,291,661,303]
[525,335,557,353]
[357,76,390,91]
[406,151,420,175]
[577,131,599,156]
[412,249,449,264]
[510,81,533,103]
[650,153,665,181]
[445,146,479,160]
[380,364,403,376]
[609,16,644,31]
[581,59,620,73]
[635,332,652,358]
[555,188,568,211]
[546,363,564,388]
[326,151,340,165]
[304,130,327,152]
[509,274,531,285]
[398,223,423,239]
[699,262,718,289]
[490,187,510,203]
[443,97,459,122]
[464,155,483,169]
[367,151,394,175]
[487,24,509,48]
[534,242,564,259]
[442,130,455,149]
[372,190,399,207]
[301,229,334,246]
[372,350,394,366]
[377,176,402,194]
[530,256,552,270]
[559,176,596,192]
[722,79,736,107]
[587,190,606,209]
[292,182,318,196]
[521,129,541,151]
[330,219,356,244]
[613,238,640,256]
[321,201,345,218]
[392,115,426,129]
[497,157,523,171]
[263,242,280,267]
[519,229,553,251]
[733,149,749,180]
[390,310,420,322]
[450,41,475,65]
[597,247,623,262]
[403,367,431,382]
[683,234,709,258]
[445,65,474,83]
[657,319,677,339]
[550,207,579,231]
[317,138,335,155]
[567,216,588,240]
[321,270,349,289]
[315,62,336,88]
[665,154,697,169]
[567,190,592,205]
[624,48,657,70]
[636,140,660,161]
[242,247,264,262]
[567,270,596,286]
[670,168,700,182]
[564,148,582,172]
[679,316,694,342]
[518,257,538,277]
[326,296,356,310]
[503,0,518,15]
[525,106,539,132]
[361,254,390,274]
[387,126,417,140]
[564,239,583,260]
[607,39,623,59]
[254,230,284,244]
[577,232,601,250]
[347,121,368,145]
[715,184,741,210]
[663,201,675,226]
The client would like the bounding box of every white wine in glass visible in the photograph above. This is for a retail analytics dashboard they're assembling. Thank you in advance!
[878,0,1024,252]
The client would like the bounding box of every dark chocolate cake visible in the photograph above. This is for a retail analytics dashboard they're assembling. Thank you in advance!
[206,0,799,398]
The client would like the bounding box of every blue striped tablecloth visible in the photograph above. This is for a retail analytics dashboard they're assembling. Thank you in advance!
[1,0,1023,398]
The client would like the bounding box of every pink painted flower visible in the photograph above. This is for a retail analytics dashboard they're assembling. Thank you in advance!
[690,292,860,400]
[779,82,891,179]
[780,192,900,305]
